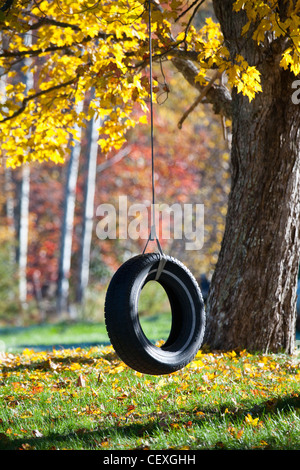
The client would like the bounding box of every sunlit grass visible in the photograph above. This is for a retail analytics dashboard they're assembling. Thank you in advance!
[0,322,110,353]
[0,344,299,450]
[0,315,174,353]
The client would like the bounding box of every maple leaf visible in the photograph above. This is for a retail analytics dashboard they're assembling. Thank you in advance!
[245,413,261,427]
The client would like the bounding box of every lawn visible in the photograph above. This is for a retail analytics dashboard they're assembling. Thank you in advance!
[0,315,173,353]
[0,320,299,451]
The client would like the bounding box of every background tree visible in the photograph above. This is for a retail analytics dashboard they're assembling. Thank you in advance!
[75,98,101,307]
[56,100,84,316]
[0,0,299,352]
[15,32,33,312]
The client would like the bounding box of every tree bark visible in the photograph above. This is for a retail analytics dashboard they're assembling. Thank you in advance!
[56,101,84,315]
[17,163,30,310]
[76,103,101,306]
[205,0,300,353]
[16,32,33,312]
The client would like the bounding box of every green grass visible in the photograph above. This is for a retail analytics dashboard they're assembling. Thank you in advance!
[0,315,173,353]
[0,332,299,451]
[0,280,173,353]
[0,321,110,352]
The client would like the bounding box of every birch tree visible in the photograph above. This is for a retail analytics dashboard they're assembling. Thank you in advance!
[16,33,33,311]
[56,101,84,315]
[76,106,101,305]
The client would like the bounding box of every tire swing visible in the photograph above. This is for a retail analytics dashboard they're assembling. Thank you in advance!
[104,1,206,375]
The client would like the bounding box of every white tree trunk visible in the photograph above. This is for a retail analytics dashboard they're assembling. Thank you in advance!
[18,32,33,311]
[56,101,84,314]
[76,107,101,305]
[18,163,30,309]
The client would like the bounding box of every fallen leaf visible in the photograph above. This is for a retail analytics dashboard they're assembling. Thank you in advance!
[68,363,81,371]
[245,413,260,426]
[127,405,136,412]
[215,441,225,449]
[170,423,180,428]
[31,385,44,394]
[19,443,35,450]
[101,437,110,447]
[117,393,129,401]
[76,374,86,387]
[47,358,59,370]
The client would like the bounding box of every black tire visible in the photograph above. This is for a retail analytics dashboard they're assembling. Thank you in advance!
[104,253,206,375]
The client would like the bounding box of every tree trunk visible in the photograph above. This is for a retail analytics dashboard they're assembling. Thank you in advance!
[56,101,84,315]
[17,163,30,311]
[16,35,33,312]
[76,104,101,305]
[206,0,300,353]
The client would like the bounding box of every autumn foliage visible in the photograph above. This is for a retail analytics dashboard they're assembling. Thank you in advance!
[1,0,300,167]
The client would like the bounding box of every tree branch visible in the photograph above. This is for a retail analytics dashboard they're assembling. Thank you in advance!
[172,57,232,119]
[178,70,222,128]
[182,0,206,45]
[0,77,76,123]
[150,1,232,119]
[0,0,14,12]
[0,30,133,58]
[29,18,81,31]
[97,145,131,173]
[175,0,206,22]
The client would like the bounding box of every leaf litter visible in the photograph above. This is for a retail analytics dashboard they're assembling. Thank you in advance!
[0,345,299,450]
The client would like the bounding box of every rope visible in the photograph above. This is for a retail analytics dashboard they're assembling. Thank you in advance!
[149,0,155,216]
[142,0,164,257]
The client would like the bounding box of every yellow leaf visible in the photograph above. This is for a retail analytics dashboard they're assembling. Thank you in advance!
[101,440,110,447]
[109,364,125,374]
[170,423,180,428]
[233,0,246,11]
[68,363,81,371]
[242,20,251,36]
[139,114,148,124]
[245,414,260,426]
[176,395,187,405]
[22,348,35,357]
